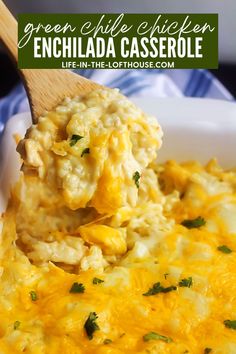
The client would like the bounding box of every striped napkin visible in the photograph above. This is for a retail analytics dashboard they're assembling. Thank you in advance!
[0,69,233,136]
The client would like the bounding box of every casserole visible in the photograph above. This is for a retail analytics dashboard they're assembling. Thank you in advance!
[1,97,236,212]
[0,95,236,353]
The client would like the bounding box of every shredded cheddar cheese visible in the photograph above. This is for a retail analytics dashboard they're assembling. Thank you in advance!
[0,88,236,353]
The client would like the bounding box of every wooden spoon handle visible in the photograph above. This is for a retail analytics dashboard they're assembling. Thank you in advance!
[0,0,18,62]
[0,0,100,123]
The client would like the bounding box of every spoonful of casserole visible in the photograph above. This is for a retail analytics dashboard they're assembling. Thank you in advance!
[0,1,163,215]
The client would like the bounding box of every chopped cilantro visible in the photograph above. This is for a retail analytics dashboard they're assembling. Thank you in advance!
[13,321,21,330]
[143,282,177,296]
[70,134,83,146]
[143,331,173,343]
[84,312,100,340]
[179,277,193,288]
[224,320,236,330]
[133,171,141,188]
[103,339,112,345]
[204,349,212,354]
[29,291,38,301]
[181,216,206,229]
[81,148,90,157]
[69,282,85,293]
[93,277,104,285]
[217,245,232,254]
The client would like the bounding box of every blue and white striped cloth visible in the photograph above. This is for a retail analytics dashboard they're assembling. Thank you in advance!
[0,69,233,136]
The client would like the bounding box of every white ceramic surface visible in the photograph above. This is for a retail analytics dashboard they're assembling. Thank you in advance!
[1,97,236,213]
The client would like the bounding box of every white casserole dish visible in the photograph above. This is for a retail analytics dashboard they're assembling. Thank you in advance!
[0,97,236,214]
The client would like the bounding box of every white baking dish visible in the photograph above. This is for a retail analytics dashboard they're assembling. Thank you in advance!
[1,97,236,213]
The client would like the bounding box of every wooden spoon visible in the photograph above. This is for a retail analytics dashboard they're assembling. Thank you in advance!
[0,0,100,123]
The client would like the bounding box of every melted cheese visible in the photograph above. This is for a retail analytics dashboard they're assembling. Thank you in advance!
[17,88,162,212]
[1,90,236,353]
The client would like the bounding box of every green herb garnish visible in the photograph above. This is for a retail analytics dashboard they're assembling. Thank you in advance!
[70,134,83,146]
[217,245,232,254]
[133,171,141,188]
[13,321,21,330]
[179,277,193,288]
[93,277,104,285]
[224,319,236,330]
[84,312,100,340]
[181,216,206,229]
[143,282,177,296]
[81,148,90,157]
[103,339,112,345]
[204,348,212,354]
[143,331,173,343]
[69,282,85,293]
[29,291,38,301]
